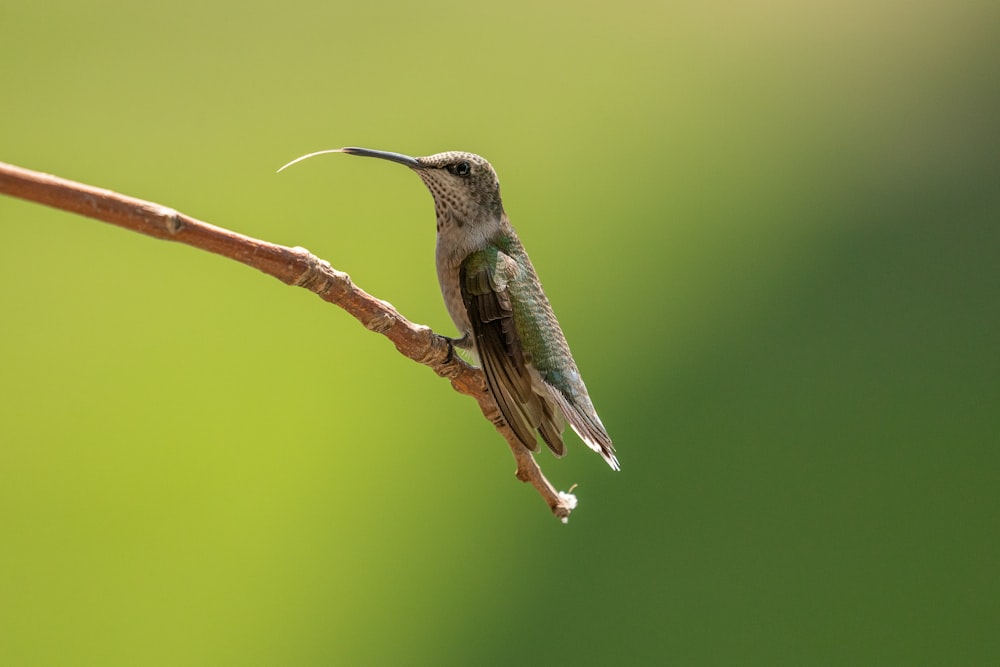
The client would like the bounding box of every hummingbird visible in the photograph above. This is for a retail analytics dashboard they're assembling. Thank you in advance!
[280,147,619,470]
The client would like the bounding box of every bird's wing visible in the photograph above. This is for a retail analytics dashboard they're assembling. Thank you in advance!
[541,380,618,470]
[460,248,560,454]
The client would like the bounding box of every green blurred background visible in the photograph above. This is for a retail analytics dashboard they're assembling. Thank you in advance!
[2,0,998,664]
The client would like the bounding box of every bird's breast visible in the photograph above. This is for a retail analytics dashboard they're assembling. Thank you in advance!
[436,248,471,336]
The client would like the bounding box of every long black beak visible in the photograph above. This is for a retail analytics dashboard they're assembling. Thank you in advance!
[277,147,423,173]
[340,147,423,169]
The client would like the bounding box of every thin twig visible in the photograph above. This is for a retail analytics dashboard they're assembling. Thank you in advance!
[0,161,578,521]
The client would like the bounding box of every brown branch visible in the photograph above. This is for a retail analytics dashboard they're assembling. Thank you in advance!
[0,160,579,521]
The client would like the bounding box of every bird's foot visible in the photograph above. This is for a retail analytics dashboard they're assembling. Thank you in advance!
[441,333,472,363]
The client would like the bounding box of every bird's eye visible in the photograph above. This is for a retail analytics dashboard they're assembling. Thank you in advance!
[453,161,471,176]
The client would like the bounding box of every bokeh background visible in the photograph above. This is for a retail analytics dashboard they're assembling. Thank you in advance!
[2,1,998,664]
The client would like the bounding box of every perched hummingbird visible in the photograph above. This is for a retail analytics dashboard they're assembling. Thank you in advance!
[280,147,618,470]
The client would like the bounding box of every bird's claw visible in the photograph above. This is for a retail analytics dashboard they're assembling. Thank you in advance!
[441,333,471,363]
